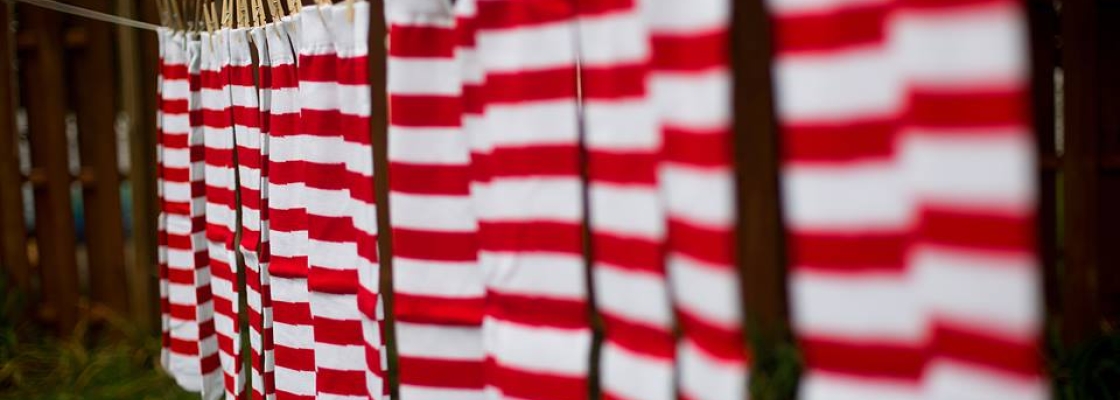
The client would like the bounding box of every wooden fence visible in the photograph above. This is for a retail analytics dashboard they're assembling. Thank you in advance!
[0,0,1115,361]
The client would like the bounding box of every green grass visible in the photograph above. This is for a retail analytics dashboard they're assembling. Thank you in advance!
[0,280,192,400]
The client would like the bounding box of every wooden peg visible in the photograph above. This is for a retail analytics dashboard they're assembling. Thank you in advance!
[287,0,301,17]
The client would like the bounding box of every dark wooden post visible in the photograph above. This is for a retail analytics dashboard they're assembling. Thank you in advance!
[369,1,398,397]
[1026,0,1059,333]
[0,3,32,302]
[68,0,131,320]
[19,5,82,333]
[1058,0,1102,345]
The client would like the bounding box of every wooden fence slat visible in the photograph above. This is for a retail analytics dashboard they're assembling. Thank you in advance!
[1026,0,1060,330]
[69,0,130,320]
[19,5,81,333]
[369,2,398,397]
[0,3,32,302]
[1058,0,1102,345]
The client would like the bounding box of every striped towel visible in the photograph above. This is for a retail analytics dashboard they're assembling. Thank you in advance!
[268,14,320,400]
[769,0,1045,398]
[201,28,244,399]
[247,26,277,400]
[385,0,487,398]
[474,1,590,398]
[159,29,222,398]
[574,1,674,399]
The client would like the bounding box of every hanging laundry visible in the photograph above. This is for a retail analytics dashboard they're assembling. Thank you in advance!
[474,1,591,398]
[159,29,223,398]
[201,27,245,399]
[574,0,674,399]
[267,13,320,400]
[385,0,487,398]
[246,25,276,400]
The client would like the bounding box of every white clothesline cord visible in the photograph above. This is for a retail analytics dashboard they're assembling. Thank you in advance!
[4,0,162,32]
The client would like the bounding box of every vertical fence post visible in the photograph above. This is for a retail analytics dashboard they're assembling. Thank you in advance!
[1058,0,1102,345]
[369,1,398,397]
[19,5,81,333]
[0,2,32,304]
[69,0,131,322]
[1026,0,1060,337]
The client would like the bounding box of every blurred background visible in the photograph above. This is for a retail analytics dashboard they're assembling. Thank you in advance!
[0,0,1118,399]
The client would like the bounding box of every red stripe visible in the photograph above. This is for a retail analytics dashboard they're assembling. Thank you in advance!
[390,95,462,127]
[575,0,633,15]
[789,230,908,272]
[601,313,674,359]
[476,0,576,29]
[389,25,456,58]
[593,233,662,275]
[228,65,256,86]
[486,68,577,104]
[479,221,582,254]
[303,162,350,191]
[299,109,341,137]
[393,294,485,325]
[388,163,471,194]
[900,0,1015,10]
[393,228,477,261]
[774,4,890,53]
[486,358,588,400]
[313,317,364,345]
[297,54,337,83]
[398,356,485,389]
[161,99,189,114]
[677,311,747,362]
[588,150,658,184]
[784,118,898,162]
[918,207,1034,252]
[315,368,367,396]
[490,145,580,177]
[667,219,735,266]
[162,64,189,79]
[662,125,733,167]
[273,298,313,324]
[906,88,1029,129]
[336,56,370,86]
[308,267,359,295]
[273,344,315,370]
[487,291,588,329]
[270,257,309,279]
[801,336,925,380]
[580,63,647,99]
[232,106,262,129]
[201,109,234,128]
[932,323,1041,377]
[651,30,728,71]
[457,16,477,46]
[271,67,299,89]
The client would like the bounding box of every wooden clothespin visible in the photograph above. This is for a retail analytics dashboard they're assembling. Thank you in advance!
[238,0,250,28]
[266,0,283,23]
[345,0,354,23]
[221,0,233,29]
[286,0,301,17]
[168,0,185,30]
[155,0,170,28]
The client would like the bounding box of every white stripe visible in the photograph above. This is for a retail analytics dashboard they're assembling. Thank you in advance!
[390,193,476,232]
[782,161,912,230]
[577,11,648,66]
[485,253,585,299]
[313,342,367,370]
[274,367,317,395]
[893,3,1027,85]
[601,342,674,400]
[584,99,659,151]
[590,183,663,239]
[399,386,486,400]
[790,269,925,341]
[800,371,921,400]
[270,135,346,163]
[307,239,357,271]
[309,292,362,321]
[650,69,730,130]
[483,177,582,222]
[388,126,471,165]
[902,131,1035,211]
[912,245,1041,338]
[484,317,591,376]
[661,164,735,229]
[477,21,575,72]
[668,254,741,328]
[395,322,485,360]
[336,84,372,117]
[774,46,901,122]
[644,0,728,34]
[923,360,1047,400]
[485,100,579,147]
[394,258,485,298]
[388,57,462,95]
[594,265,671,328]
[677,338,747,400]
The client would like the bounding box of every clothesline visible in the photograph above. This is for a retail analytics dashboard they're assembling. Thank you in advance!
[3,0,162,31]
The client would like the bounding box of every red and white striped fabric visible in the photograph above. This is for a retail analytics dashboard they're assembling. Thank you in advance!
[331,3,387,396]
[574,1,673,399]
[769,0,1044,398]
[268,15,320,400]
[474,1,590,398]
[896,1,1045,399]
[157,28,170,375]
[248,26,277,400]
[160,30,222,398]
[298,4,374,398]
[644,1,749,399]
[385,0,487,398]
[201,28,245,399]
